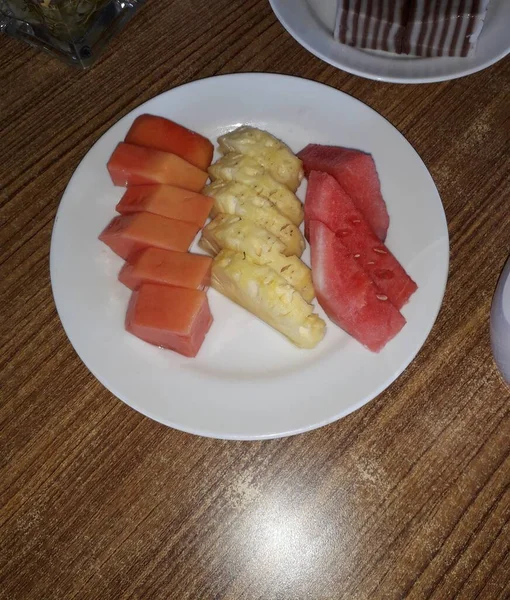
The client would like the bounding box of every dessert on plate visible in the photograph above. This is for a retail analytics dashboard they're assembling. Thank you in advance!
[335,0,491,57]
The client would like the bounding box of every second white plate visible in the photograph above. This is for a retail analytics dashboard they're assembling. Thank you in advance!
[269,0,510,83]
[50,73,449,439]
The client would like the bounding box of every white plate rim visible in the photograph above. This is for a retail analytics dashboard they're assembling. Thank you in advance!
[269,0,510,84]
[50,72,450,440]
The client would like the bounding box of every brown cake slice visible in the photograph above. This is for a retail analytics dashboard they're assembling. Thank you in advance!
[402,0,492,57]
[334,0,491,57]
[335,1,409,53]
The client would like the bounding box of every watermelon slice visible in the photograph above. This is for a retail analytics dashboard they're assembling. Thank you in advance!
[298,144,389,241]
[305,171,417,309]
[309,220,406,352]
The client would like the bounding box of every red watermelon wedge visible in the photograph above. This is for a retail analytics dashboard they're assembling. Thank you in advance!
[309,220,406,352]
[305,171,417,309]
[298,144,389,241]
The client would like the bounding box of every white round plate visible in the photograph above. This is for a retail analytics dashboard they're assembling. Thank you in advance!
[269,0,510,83]
[50,73,448,440]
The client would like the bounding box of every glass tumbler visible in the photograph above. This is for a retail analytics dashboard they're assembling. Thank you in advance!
[0,0,144,67]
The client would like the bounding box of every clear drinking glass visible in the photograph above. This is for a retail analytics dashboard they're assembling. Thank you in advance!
[0,0,144,68]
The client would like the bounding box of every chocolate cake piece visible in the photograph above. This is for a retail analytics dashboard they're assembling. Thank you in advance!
[335,1,409,53]
[334,0,491,57]
[402,0,492,57]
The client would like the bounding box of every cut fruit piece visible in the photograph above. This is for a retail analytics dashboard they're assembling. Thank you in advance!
[204,180,305,257]
[199,214,287,257]
[98,212,198,260]
[107,143,208,191]
[209,151,265,179]
[298,144,389,241]
[305,171,417,309]
[116,184,213,228]
[207,154,304,226]
[265,254,314,303]
[309,220,405,352]
[125,114,214,170]
[212,250,325,349]
[205,180,285,216]
[200,215,314,302]
[119,247,212,291]
[125,283,212,357]
[218,126,303,192]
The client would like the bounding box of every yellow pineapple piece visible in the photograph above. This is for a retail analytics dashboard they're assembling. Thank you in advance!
[217,126,304,192]
[212,250,325,349]
[207,154,304,226]
[200,214,314,301]
[204,180,305,257]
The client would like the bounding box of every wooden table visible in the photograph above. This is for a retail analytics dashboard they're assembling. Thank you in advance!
[1,1,509,598]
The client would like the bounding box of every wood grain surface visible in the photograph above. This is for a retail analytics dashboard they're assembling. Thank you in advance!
[1,1,509,598]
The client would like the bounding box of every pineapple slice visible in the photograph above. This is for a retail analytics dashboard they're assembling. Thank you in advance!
[200,214,314,302]
[207,154,304,226]
[217,126,304,192]
[199,214,286,257]
[212,250,325,349]
[203,180,305,257]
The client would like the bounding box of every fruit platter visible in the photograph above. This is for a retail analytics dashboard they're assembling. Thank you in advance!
[50,73,449,439]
